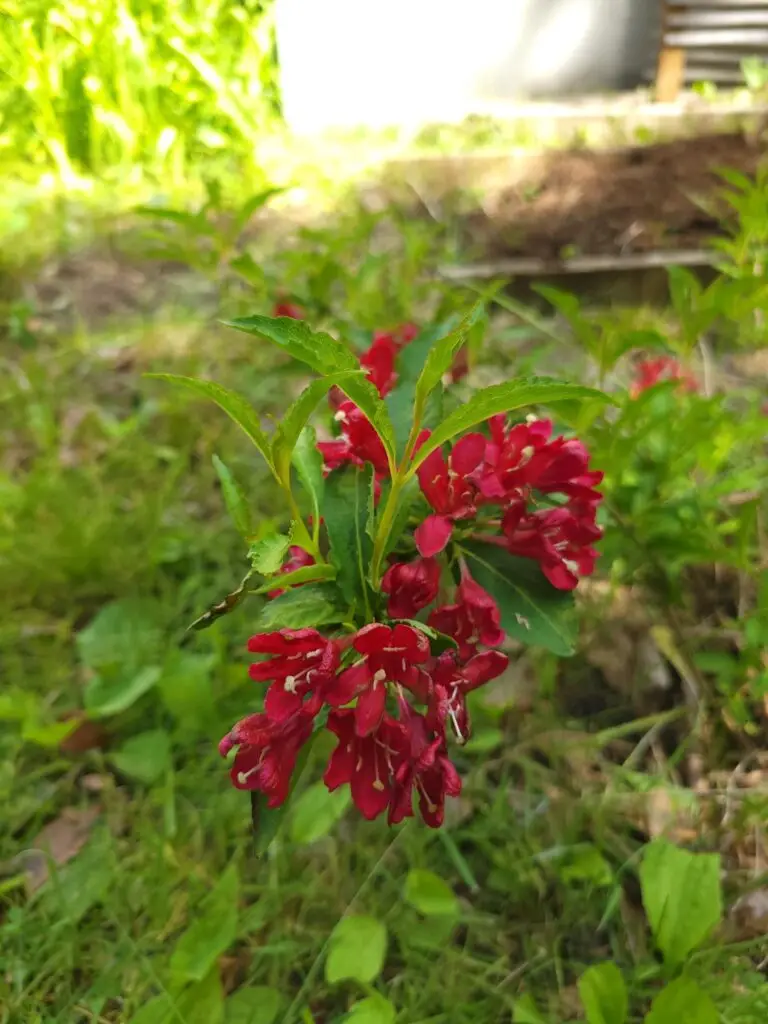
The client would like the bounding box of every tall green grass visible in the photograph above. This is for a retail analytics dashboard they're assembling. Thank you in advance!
[0,0,278,182]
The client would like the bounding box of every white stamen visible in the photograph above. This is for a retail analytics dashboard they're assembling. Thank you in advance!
[284,675,298,693]
[372,669,387,686]
[563,558,579,575]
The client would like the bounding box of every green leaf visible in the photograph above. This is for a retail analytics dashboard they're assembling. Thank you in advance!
[290,782,351,844]
[408,378,611,473]
[325,916,387,985]
[248,533,291,575]
[395,620,458,656]
[639,839,722,965]
[170,864,239,983]
[644,976,718,1024]
[345,995,397,1024]
[84,665,162,718]
[147,374,274,474]
[212,454,255,539]
[158,652,216,735]
[412,303,483,425]
[292,426,325,530]
[512,994,548,1024]
[252,563,336,594]
[323,467,373,609]
[223,316,396,469]
[404,869,460,917]
[272,371,362,481]
[461,542,576,656]
[187,571,253,632]
[255,583,345,630]
[133,967,225,1024]
[110,730,171,785]
[76,598,163,674]
[225,986,283,1024]
[578,962,628,1024]
[39,829,112,924]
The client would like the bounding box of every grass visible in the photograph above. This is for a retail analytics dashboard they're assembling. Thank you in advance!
[2,183,768,1024]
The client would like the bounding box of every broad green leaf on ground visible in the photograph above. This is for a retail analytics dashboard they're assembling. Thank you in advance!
[345,995,397,1024]
[248,533,291,575]
[404,869,460,917]
[292,426,325,529]
[408,378,611,472]
[223,315,396,468]
[325,916,387,984]
[552,844,613,887]
[147,374,274,474]
[158,652,216,735]
[512,994,549,1024]
[170,864,239,983]
[84,665,162,718]
[323,467,373,609]
[644,976,718,1024]
[110,729,171,784]
[37,828,112,924]
[133,966,225,1024]
[639,839,722,965]
[578,962,628,1024]
[225,986,283,1024]
[461,542,576,656]
[212,454,255,539]
[254,583,344,630]
[76,598,164,674]
[290,782,351,844]
[271,371,362,481]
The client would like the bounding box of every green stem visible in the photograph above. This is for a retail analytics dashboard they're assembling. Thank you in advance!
[284,487,322,562]
[370,475,404,589]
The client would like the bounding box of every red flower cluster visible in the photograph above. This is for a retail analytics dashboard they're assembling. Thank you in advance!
[631,356,697,397]
[220,622,508,826]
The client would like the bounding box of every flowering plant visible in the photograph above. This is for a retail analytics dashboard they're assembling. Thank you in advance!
[154,304,608,832]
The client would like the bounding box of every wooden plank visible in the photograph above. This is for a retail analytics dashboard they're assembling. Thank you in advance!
[656,46,688,100]
[665,27,768,45]
[669,9,768,26]
[438,250,721,281]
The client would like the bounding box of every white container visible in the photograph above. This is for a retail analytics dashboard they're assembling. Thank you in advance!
[275,0,660,133]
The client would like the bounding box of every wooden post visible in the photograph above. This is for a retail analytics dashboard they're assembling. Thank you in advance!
[655,2,686,102]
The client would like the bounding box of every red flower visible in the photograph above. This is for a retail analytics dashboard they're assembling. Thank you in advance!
[360,332,398,397]
[381,557,441,619]
[426,649,509,741]
[324,709,407,820]
[334,623,431,736]
[273,301,304,319]
[317,400,390,477]
[388,701,462,828]
[415,433,486,556]
[429,569,505,660]
[502,500,602,590]
[248,628,340,722]
[631,356,697,397]
[267,546,315,598]
[219,706,314,807]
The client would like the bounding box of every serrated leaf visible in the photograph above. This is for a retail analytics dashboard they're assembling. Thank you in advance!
[271,371,362,481]
[110,729,171,785]
[578,962,628,1024]
[252,563,336,594]
[325,916,387,984]
[409,378,611,473]
[461,542,576,656]
[187,571,253,632]
[639,839,722,965]
[345,995,397,1024]
[292,426,325,529]
[225,986,283,1024]
[290,781,351,844]
[223,316,396,469]
[404,869,460,917]
[84,665,162,718]
[323,467,373,609]
[147,374,274,473]
[255,584,344,630]
[645,976,718,1024]
[413,302,483,423]
[213,454,255,539]
[170,865,239,983]
[249,533,291,575]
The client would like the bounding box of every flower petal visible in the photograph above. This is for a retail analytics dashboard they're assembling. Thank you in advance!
[414,514,453,557]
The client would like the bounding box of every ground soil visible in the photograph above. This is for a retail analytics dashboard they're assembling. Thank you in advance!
[464,130,768,261]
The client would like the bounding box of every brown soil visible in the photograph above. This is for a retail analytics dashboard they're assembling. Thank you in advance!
[466,131,768,260]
